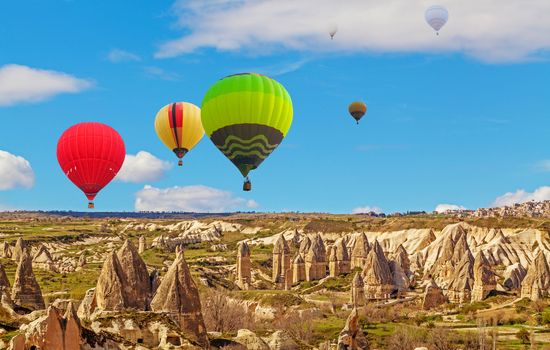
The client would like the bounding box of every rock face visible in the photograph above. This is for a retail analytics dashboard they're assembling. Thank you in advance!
[236,241,251,290]
[12,304,82,350]
[93,239,152,311]
[422,278,447,310]
[350,272,365,307]
[521,252,550,300]
[389,244,411,295]
[299,236,312,255]
[234,329,270,350]
[329,239,350,277]
[0,263,10,292]
[272,235,291,283]
[337,308,368,350]
[292,254,306,284]
[12,238,26,263]
[32,245,56,272]
[11,250,45,311]
[471,251,497,301]
[503,263,527,290]
[138,235,146,253]
[150,247,210,349]
[351,233,370,269]
[362,241,394,300]
[267,330,299,350]
[447,251,474,304]
[0,242,12,258]
[305,234,327,281]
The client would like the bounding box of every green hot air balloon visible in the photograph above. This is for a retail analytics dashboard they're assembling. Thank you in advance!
[201,73,293,191]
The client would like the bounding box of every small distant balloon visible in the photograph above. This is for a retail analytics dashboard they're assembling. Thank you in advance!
[348,102,367,125]
[425,5,448,35]
[328,25,338,40]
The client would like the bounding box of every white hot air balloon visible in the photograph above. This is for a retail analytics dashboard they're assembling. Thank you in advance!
[425,5,448,35]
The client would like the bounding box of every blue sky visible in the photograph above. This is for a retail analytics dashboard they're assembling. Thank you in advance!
[1,0,550,213]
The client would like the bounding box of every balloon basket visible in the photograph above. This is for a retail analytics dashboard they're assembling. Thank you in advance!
[243,180,252,192]
[178,160,183,166]
[88,202,95,209]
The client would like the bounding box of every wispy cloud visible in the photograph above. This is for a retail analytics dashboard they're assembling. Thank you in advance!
[156,0,550,63]
[135,185,259,212]
[107,49,141,63]
[0,64,92,106]
[352,206,382,214]
[492,186,550,207]
[242,58,310,76]
[535,160,550,172]
[143,66,181,81]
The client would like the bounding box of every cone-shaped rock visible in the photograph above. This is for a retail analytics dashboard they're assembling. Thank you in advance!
[116,239,151,310]
[11,250,45,311]
[94,252,126,311]
[150,249,210,349]
[273,235,291,283]
[236,241,251,290]
[447,251,474,304]
[521,252,550,300]
[351,232,370,269]
[422,278,447,310]
[13,238,26,263]
[0,263,10,291]
[471,251,496,301]
[362,241,394,300]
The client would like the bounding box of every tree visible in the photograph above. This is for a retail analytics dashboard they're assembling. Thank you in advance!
[516,328,530,344]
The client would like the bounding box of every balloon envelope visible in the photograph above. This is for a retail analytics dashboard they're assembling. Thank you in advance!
[154,102,204,166]
[425,5,448,32]
[201,73,293,179]
[57,122,125,205]
[348,101,367,123]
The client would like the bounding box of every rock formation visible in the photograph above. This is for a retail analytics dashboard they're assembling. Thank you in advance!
[337,308,368,350]
[471,251,496,301]
[93,239,152,311]
[272,235,291,283]
[234,329,270,350]
[299,235,312,255]
[328,238,350,277]
[0,263,10,292]
[422,278,447,310]
[13,238,26,263]
[32,245,56,272]
[389,244,411,295]
[11,303,82,350]
[362,241,394,300]
[77,253,86,268]
[150,247,210,349]
[138,235,146,253]
[350,272,365,307]
[446,251,474,304]
[351,233,370,269]
[267,330,299,350]
[521,251,550,300]
[284,268,293,291]
[236,241,251,290]
[305,234,327,281]
[503,263,527,290]
[289,229,302,249]
[11,250,45,311]
[292,254,305,284]
[0,242,12,258]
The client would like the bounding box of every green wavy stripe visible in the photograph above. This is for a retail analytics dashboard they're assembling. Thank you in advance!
[218,134,278,152]
[219,144,273,158]
[225,149,270,160]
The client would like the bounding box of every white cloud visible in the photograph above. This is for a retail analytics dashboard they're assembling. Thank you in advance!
[434,203,466,213]
[0,150,35,190]
[0,64,92,106]
[143,66,181,81]
[135,185,259,212]
[156,0,550,62]
[107,49,141,63]
[492,186,550,207]
[116,151,172,183]
[352,206,382,214]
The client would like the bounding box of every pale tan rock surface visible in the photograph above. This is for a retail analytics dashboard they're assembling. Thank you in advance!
[11,250,45,311]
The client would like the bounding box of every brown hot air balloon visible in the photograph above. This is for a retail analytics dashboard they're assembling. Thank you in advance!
[348,101,367,124]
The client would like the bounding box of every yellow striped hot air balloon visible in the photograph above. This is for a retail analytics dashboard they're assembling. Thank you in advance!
[154,102,204,166]
[201,73,293,191]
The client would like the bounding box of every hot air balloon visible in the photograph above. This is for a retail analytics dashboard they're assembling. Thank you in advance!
[348,101,367,124]
[425,5,448,35]
[329,24,338,40]
[57,122,125,208]
[201,73,293,191]
[154,102,204,166]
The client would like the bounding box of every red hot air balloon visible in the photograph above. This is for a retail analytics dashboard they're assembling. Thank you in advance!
[57,122,126,208]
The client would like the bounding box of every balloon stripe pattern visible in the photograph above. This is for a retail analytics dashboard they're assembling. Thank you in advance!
[56,122,125,203]
[425,5,449,33]
[154,102,204,161]
[201,73,293,178]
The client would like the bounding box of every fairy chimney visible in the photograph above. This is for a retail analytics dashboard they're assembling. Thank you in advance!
[150,248,210,349]
[292,254,306,284]
[350,272,365,307]
[351,233,370,269]
[471,251,497,301]
[422,278,447,310]
[521,252,550,301]
[11,250,45,311]
[305,234,327,281]
[362,241,394,300]
[236,241,251,290]
[272,235,291,283]
[138,235,146,254]
[13,237,26,263]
